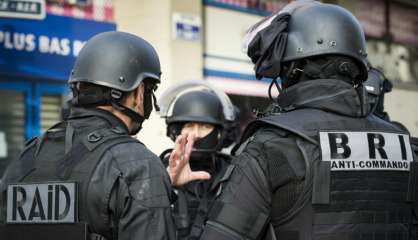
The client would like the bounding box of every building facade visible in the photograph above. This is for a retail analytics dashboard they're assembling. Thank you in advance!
[114,0,418,153]
[0,0,116,175]
[1,0,417,168]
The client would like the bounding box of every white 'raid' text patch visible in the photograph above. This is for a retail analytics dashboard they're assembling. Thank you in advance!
[7,182,76,223]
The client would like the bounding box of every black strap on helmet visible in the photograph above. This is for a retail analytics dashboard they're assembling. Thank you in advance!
[247,13,291,80]
[110,101,145,127]
[267,78,282,104]
[303,56,360,83]
[143,81,160,118]
[71,83,146,133]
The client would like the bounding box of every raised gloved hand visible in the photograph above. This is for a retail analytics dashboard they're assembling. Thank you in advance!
[167,133,211,186]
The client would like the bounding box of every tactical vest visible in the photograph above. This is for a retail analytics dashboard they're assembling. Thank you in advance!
[411,137,418,158]
[241,108,417,240]
[1,120,138,240]
[174,181,214,240]
[161,150,234,240]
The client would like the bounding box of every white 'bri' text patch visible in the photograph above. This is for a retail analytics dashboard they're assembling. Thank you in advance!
[319,131,413,171]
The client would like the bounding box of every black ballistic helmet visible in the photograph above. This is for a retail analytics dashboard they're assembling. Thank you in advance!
[165,91,225,141]
[283,2,368,81]
[69,31,161,134]
[159,80,237,147]
[167,91,224,126]
[69,31,161,91]
[245,0,368,82]
[162,89,235,173]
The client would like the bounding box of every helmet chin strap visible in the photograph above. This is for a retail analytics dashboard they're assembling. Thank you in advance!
[112,82,159,135]
[268,77,283,104]
[71,84,152,135]
[143,81,160,118]
[110,101,145,135]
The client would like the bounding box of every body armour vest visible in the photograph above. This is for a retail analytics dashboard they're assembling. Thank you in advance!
[160,150,233,240]
[0,119,137,239]
[241,108,417,240]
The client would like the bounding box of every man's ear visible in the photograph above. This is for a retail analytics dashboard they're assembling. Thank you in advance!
[132,86,140,107]
[134,83,145,108]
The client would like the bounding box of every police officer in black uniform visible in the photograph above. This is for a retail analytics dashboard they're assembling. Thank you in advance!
[0,31,209,240]
[198,1,417,239]
[159,81,238,239]
[365,67,418,160]
[364,66,393,122]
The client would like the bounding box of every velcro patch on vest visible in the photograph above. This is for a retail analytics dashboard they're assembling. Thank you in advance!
[319,131,413,171]
[6,182,77,224]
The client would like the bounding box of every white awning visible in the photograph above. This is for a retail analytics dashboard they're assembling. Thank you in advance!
[205,76,279,98]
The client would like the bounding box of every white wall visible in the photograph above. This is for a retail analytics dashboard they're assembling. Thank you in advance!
[114,0,204,154]
[204,5,418,136]
[385,88,418,136]
[204,6,277,97]
[204,6,258,75]
[114,1,418,156]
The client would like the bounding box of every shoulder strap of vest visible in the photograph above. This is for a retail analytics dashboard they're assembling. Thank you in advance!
[68,128,139,238]
[159,149,173,167]
[2,120,70,187]
[189,186,211,239]
[407,142,418,195]
[258,117,318,145]
[407,159,418,204]
[0,140,37,191]
[407,160,418,240]
[23,136,38,148]
[34,121,68,157]
[186,162,235,239]
[173,189,190,235]
[240,109,409,150]
[411,137,418,157]
[239,110,323,149]
[210,164,235,194]
[3,119,68,184]
[270,138,317,227]
[207,200,270,240]
[68,128,140,182]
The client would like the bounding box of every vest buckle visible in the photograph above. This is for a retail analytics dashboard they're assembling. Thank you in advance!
[87,132,102,143]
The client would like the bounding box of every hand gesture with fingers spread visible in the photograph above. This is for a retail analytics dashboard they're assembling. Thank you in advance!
[167,133,211,186]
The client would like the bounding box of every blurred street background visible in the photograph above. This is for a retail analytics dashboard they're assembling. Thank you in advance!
[1,0,417,176]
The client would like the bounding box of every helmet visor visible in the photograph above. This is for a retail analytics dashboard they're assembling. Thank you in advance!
[158,80,236,122]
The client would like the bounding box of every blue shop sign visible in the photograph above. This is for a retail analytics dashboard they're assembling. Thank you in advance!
[0,14,116,81]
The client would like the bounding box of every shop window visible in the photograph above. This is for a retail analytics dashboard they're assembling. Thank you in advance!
[47,0,92,6]
[34,83,67,136]
[0,81,66,176]
[40,95,63,133]
[204,0,291,15]
[0,90,25,176]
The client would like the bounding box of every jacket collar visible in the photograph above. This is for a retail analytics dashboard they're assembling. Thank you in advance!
[68,107,130,134]
[277,79,370,117]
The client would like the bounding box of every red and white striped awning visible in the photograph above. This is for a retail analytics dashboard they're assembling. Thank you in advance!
[46,0,114,22]
[205,76,278,98]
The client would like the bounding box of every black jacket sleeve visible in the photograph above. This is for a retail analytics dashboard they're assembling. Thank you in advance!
[88,141,176,240]
[201,126,305,240]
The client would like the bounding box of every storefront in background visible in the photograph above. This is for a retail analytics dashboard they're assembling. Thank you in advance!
[203,1,285,139]
[202,0,418,140]
[0,5,116,175]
